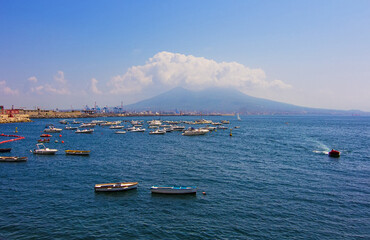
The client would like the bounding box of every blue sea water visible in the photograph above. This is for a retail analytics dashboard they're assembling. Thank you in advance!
[0,116,369,239]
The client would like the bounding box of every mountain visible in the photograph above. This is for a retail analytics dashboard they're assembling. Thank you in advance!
[124,87,367,115]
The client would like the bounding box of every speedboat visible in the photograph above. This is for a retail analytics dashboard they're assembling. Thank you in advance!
[31,143,58,155]
[94,182,138,192]
[150,186,197,194]
[329,149,340,158]
[75,129,94,134]
[0,156,27,162]
[44,126,62,133]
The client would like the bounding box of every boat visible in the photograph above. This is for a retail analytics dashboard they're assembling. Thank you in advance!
[79,123,96,128]
[94,182,138,192]
[75,129,94,134]
[150,186,197,194]
[129,127,145,132]
[329,149,340,158]
[37,138,50,143]
[109,125,125,129]
[0,148,11,152]
[71,120,81,124]
[217,126,228,130]
[40,134,52,137]
[65,126,78,130]
[65,150,90,156]
[31,143,58,155]
[221,120,230,124]
[172,126,186,131]
[237,113,241,121]
[59,119,68,124]
[0,156,27,162]
[182,128,207,136]
[44,126,62,133]
[149,129,166,135]
[115,131,126,134]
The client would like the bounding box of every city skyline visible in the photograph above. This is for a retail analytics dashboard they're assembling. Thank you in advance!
[1,0,370,111]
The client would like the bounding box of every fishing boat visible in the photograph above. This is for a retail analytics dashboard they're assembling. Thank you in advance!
[44,126,62,133]
[75,129,94,134]
[65,150,90,156]
[0,156,27,162]
[40,134,52,138]
[150,186,197,194]
[94,182,138,192]
[31,143,58,155]
[329,149,340,158]
[115,131,126,134]
[0,148,11,152]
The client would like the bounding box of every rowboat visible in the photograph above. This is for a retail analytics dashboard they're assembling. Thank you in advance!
[0,156,27,162]
[150,186,197,194]
[0,148,11,152]
[31,143,58,155]
[94,182,138,192]
[65,150,90,156]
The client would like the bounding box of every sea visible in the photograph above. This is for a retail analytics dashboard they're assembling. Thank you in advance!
[0,116,369,240]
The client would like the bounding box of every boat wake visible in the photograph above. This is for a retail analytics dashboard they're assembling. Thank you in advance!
[313,150,329,155]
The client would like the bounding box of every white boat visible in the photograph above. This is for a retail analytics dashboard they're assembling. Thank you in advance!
[148,120,162,126]
[149,129,166,135]
[115,131,126,134]
[150,186,197,194]
[172,125,186,131]
[182,128,207,136]
[109,125,125,129]
[79,123,96,128]
[237,113,241,121]
[44,126,62,133]
[31,143,58,155]
[129,127,145,132]
[75,129,94,134]
[95,182,138,192]
[0,156,28,162]
[59,119,68,124]
[65,126,78,130]
[217,126,228,130]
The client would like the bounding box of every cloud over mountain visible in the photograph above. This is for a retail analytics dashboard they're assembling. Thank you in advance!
[109,51,292,94]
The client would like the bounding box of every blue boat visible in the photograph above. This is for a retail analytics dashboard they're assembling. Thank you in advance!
[150,186,197,194]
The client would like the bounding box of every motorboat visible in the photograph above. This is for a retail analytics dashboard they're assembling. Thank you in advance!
[37,138,50,143]
[148,120,162,126]
[65,126,78,130]
[109,125,125,129]
[79,123,96,128]
[172,126,186,131]
[182,128,207,136]
[329,149,340,158]
[217,126,228,130]
[94,182,138,192]
[65,150,90,156]
[221,120,230,124]
[0,148,11,152]
[149,129,166,135]
[150,186,197,194]
[59,120,68,125]
[115,131,126,134]
[40,134,52,137]
[129,127,145,132]
[75,129,94,134]
[44,126,62,133]
[31,143,58,155]
[0,156,27,162]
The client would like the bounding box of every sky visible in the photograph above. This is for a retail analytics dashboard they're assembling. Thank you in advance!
[1,0,370,111]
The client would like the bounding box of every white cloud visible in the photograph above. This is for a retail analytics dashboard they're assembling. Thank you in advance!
[28,76,38,83]
[90,78,102,94]
[0,81,19,95]
[108,51,292,94]
[31,71,70,95]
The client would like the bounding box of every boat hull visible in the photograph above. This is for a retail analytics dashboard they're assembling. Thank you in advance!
[150,186,197,194]
[0,156,27,162]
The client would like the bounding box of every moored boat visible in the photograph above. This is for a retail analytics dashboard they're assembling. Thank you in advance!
[94,182,138,192]
[40,134,52,138]
[65,126,78,130]
[37,138,50,143]
[150,186,197,194]
[0,156,27,162]
[0,148,11,152]
[182,128,207,136]
[115,131,126,134]
[65,150,90,156]
[149,129,166,135]
[329,149,340,158]
[75,129,94,134]
[31,143,58,155]
[44,126,62,133]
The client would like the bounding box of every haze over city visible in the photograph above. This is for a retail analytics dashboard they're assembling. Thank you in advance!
[1,0,370,111]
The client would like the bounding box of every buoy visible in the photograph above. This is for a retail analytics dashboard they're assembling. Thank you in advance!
[15,127,18,133]
[61,140,64,143]
[229,129,232,137]
[202,192,206,195]
[59,134,62,137]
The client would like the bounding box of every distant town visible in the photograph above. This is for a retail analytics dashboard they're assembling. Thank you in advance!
[0,105,234,124]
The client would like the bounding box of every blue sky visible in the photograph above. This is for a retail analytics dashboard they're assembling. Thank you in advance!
[1,0,370,111]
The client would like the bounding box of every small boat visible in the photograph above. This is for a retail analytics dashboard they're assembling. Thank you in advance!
[149,129,166,135]
[109,125,125,129]
[129,127,146,132]
[115,131,126,134]
[65,150,90,156]
[172,126,185,131]
[221,120,230,124]
[40,134,52,138]
[217,126,228,130]
[75,129,94,134]
[37,138,50,143]
[182,128,207,136]
[44,126,62,133]
[71,120,81,124]
[0,156,27,162]
[329,149,340,158]
[150,186,197,194]
[237,113,241,121]
[234,126,240,129]
[79,123,96,128]
[59,120,68,125]
[65,126,78,130]
[0,148,11,152]
[31,143,58,155]
[94,182,138,192]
